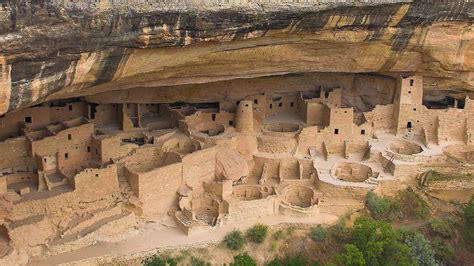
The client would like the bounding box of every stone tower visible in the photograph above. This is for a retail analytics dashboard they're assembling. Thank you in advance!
[235,100,254,133]
[394,75,423,135]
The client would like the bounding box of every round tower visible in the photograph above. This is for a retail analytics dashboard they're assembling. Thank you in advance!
[235,100,254,133]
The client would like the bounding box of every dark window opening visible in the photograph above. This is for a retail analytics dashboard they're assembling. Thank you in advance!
[95,174,99,177]
[245,104,249,107]
[64,153,69,159]
[334,129,339,135]
[89,103,98,119]
[211,114,216,121]
[44,158,47,162]
[408,91,412,94]
[24,116,32,123]
[278,102,283,107]
[87,146,91,153]
[290,102,294,107]
[68,105,72,111]
[269,104,273,109]
[361,129,366,135]
[325,91,330,98]
[254,99,258,104]
[413,108,416,111]
[407,122,413,129]
[68,134,72,140]
[410,79,414,86]
[229,120,234,126]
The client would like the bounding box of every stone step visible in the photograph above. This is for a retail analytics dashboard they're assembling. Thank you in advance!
[51,211,128,247]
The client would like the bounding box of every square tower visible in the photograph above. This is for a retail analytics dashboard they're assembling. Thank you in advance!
[394,75,423,135]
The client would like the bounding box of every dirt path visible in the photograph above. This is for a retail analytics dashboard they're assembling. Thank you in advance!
[29,213,339,266]
[394,220,430,230]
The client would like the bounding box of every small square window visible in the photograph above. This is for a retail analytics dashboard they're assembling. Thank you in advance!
[211,114,216,121]
[229,120,234,126]
[95,174,99,177]
[68,105,72,111]
[290,102,294,107]
[413,108,416,111]
[334,129,339,135]
[24,116,32,123]
[410,79,414,86]
[254,99,258,104]
[68,134,72,140]
[65,153,69,159]
[361,129,366,135]
[269,104,273,109]
[278,102,282,107]
[87,146,91,153]
[408,91,412,94]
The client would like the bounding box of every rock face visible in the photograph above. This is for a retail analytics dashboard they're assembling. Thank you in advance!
[0,0,473,115]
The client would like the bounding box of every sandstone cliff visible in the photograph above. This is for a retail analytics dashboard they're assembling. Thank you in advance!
[0,0,472,115]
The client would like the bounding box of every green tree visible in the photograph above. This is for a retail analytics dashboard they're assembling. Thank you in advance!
[225,230,247,250]
[231,252,257,266]
[432,238,454,265]
[351,217,415,266]
[399,230,439,266]
[335,244,366,266]
[247,223,269,243]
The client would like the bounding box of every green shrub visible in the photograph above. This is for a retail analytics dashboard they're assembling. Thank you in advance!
[432,238,454,265]
[287,225,297,236]
[429,219,454,239]
[365,191,391,220]
[270,240,278,252]
[330,219,351,241]
[142,255,178,266]
[309,225,327,242]
[267,254,308,266]
[462,196,474,250]
[430,171,473,182]
[335,244,366,266]
[272,230,285,240]
[225,230,246,250]
[231,252,257,266]
[247,223,269,243]
[396,188,430,220]
[463,196,474,224]
[399,230,439,266]
[191,256,210,266]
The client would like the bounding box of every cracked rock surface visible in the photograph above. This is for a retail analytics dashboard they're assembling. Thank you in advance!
[0,0,473,115]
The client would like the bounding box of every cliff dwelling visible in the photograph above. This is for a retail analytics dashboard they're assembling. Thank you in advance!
[0,0,473,264]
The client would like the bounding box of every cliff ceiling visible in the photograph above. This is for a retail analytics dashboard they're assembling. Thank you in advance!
[0,0,473,115]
